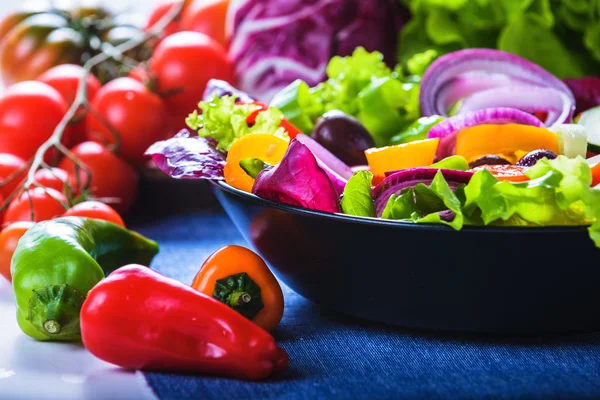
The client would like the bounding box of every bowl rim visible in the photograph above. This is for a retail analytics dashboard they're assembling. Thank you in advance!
[210,180,590,234]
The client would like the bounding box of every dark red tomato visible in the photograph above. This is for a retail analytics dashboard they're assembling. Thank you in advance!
[58,141,139,215]
[0,153,27,199]
[4,187,67,226]
[180,0,230,48]
[148,31,233,136]
[63,200,125,227]
[0,81,72,161]
[33,168,69,193]
[38,64,102,145]
[86,77,168,165]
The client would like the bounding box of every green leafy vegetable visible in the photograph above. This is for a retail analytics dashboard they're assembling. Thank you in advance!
[341,170,376,218]
[390,115,445,145]
[186,95,288,151]
[398,0,600,77]
[382,170,465,229]
[270,47,433,146]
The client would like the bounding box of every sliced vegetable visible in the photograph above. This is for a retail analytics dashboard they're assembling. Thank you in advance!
[469,165,530,182]
[190,245,284,332]
[427,108,544,160]
[340,171,376,218]
[372,167,473,217]
[253,140,340,213]
[577,107,600,154]
[419,49,575,126]
[454,124,559,164]
[365,138,439,177]
[81,265,288,380]
[550,124,588,158]
[145,129,226,180]
[225,134,289,193]
[202,79,254,103]
[428,155,469,171]
[11,217,158,341]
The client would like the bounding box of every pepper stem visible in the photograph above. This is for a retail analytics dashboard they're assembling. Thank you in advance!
[229,291,252,306]
[213,272,264,320]
[27,284,86,341]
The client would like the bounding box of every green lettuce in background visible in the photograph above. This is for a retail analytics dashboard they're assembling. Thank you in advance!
[398,0,600,78]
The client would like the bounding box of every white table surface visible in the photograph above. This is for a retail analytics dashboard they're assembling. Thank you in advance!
[0,1,163,399]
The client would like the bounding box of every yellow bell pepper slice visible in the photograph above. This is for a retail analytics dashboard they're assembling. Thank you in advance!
[455,124,559,163]
[365,138,439,176]
[224,134,289,193]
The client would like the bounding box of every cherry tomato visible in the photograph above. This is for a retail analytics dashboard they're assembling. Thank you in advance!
[86,77,168,166]
[4,187,67,226]
[33,168,69,193]
[58,141,139,215]
[180,0,230,48]
[147,31,233,136]
[0,81,72,161]
[37,64,102,145]
[0,221,35,282]
[0,153,27,199]
[63,200,125,227]
[470,164,530,182]
[143,0,188,42]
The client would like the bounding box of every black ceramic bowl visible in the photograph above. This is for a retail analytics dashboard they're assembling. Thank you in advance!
[211,180,600,335]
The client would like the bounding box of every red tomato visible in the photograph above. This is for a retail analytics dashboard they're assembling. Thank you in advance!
[63,201,125,227]
[58,142,139,215]
[33,168,69,193]
[4,187,67,226]
[143,0,188,42]
[148,31,233,136]
[180,0,230,47]
[0,153,26,199]
[470,165,530,182]
[0,221,35,282]
[86,77,168,165]
[37,64,102,145]
[0,81,72,160]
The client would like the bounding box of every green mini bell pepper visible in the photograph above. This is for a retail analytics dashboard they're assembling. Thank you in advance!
[11,217,159,342]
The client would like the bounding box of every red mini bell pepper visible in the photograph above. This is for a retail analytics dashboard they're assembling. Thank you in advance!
[80,265,288,380]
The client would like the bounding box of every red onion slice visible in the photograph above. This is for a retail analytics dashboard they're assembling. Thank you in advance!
[420,49,575,126]
[426,108,544,160]
[457,86,573,127]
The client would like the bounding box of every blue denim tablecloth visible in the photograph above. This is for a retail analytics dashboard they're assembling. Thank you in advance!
[132,212,600,400]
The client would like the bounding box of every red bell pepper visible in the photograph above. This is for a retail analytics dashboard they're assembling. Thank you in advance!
[80,265,288,380]
[242,101,301,139]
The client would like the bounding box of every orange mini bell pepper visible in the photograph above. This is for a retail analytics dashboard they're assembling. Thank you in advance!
[455,124,559,163]
[191,245,284,332]
[365,138,439,176]
[224,134,289,193]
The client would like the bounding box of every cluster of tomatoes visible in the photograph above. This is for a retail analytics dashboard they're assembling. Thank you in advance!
[0,0,234,282]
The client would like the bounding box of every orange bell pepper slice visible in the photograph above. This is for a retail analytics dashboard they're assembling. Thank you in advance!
[455,124,559,163]
[191,245,284,332]
[590,162,600,187]
[364,138,439,177]
[224,134,289,193]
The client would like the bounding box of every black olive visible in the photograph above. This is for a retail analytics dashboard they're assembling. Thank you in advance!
[468,155,511,169]
[312,110,375,166]
[516,149,558,167]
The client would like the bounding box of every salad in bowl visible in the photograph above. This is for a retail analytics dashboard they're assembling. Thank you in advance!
[146,47,600,249]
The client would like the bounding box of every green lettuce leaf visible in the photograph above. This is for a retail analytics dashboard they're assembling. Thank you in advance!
[340,170,376,217]
[186,95,288,151]
[427,155,470,171]
[382,170,465,229]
